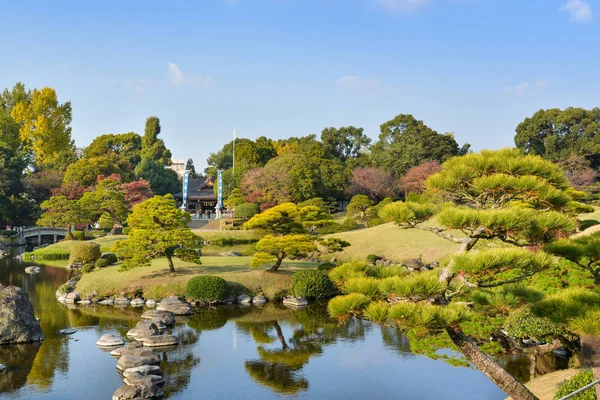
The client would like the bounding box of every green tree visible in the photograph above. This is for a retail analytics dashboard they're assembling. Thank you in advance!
[244,203,306,236]
[79,178,129,232]
[62,155,133,187]
[234,203,260,219]
[134,158,180,195]
[141,116,171,166]
[514,107,600,168]
[250,234,316,271]
[84,132,142,168]
[185,158,198,178]
[224,188,245,208]
[331,149,579,400]
[346,195,373,226]
[320,126,371,162]
[10,86,76,169]
[371,114,464,177]
[37,196,84,239]
[113,194,200,272]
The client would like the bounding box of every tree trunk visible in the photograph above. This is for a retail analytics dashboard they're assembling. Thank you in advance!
[273,322,288,349]
[445,324,538,400]
[166,255,175,273]
[270,253,285,272]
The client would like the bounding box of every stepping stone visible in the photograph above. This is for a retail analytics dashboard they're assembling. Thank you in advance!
[283,297,308,308]
[77,299,91,304]
[224,295,236,305]
[64,292,80,303]
[99,299,114,305]
[140,310,175,326]
[114,297,130,305]
[145,299,157,307]
[25,266,41,274]
[116,347,160,371]
[96,334,125,347]
[57,328,77,335]
[124,372,165,387]
[156,297,193,315]
[57,295,67,303]
[253,295,268,305]
[140,335,179,347]
[237,294,252,304]
[122,365,162,378]
[130,298,145,307]
[127,320,160,339]
[110,341,142,357]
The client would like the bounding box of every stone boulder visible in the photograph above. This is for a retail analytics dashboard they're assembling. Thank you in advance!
[122,365,162,378]
[99,298,115,305]
[24,266,41,274]
[64,292,80,304]
[116,347,160,371]
[140,335,179,348]
[96,334,125,347]
[236,294,252,304]
[145,300,157,307]
[112,383,163,400]
[127,320,161,339]
[156,297,193,315]
[0,285,44,344]
[114,297,130,305]
[130,298,145,307]
[124,371,165,387]
[282,297,308,308]
[141,310,175,326]
[252,295,268,305]
[111,341,143,358]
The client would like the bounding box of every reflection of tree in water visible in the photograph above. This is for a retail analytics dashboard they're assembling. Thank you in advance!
[240,303,371,395]
[380,325,412,357]
[0,343,41,392]
[157,325,201,397]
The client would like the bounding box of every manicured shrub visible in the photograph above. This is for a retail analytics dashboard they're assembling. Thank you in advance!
[22,249,71,261]
[364,301,390,323]
[122,227,132,235]
[339,218,359,232]
[553,369,595,400]
[81,263,95,273]
[68,242,101,265]
[329,261,373,284]
[317,262,336,272]
[100,252,118,265]
[57,283,73,294]
[234,203,260,219]
[344,277,380,297]
[186,276,228,302]
[367,254,380,264]
[71,231,86,241]
[0,230,17,237]
[95,258,109,268]
[327,293,371,320]
[292,269,336,299]
[580,219,600,231]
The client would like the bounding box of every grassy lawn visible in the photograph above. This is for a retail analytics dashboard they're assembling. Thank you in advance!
[38,235,126,253]
[579,205,600,221]
[325,222,460,263]
[76,256,318,300]
[190,229,259,240]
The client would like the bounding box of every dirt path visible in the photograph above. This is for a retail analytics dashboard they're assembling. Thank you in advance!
[506,368,584,400]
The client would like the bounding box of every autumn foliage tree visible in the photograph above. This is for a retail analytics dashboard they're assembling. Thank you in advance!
[397,160,441,195]
[113,195,200,273]
[346,167,395,202]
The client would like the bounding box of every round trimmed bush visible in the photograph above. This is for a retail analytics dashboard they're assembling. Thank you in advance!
[234,203,260,219]
[71,231,86,241]
[81,263,95,274]
[292,269,336,299]
[122,227,132,235]
[100,252,118,265]
[186,276,229,302]
[69,242,101,265]
[95,258,109,268]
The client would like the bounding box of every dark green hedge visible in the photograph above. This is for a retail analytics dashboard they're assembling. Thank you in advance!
[186,276,229,302]
[292,269,336,299]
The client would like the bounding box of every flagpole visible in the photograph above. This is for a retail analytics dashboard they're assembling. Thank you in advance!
[232,127,236,178]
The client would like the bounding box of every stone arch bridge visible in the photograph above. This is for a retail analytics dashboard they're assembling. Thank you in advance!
[18,227,68,246]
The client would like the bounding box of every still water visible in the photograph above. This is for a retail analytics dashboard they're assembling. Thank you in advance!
[0,251,513,400]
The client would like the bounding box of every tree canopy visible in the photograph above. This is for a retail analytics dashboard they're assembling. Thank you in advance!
[134,158,180,195]
[84,132,143,168]
[320,126,371,161]
[141,116,172,166]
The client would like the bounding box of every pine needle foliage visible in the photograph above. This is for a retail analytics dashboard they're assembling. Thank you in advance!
[343,277,381,297]
[329,261,373,285]
[327,293,371,322]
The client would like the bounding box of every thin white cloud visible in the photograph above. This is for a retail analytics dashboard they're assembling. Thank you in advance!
[560,0,593,22]
[336,76,391,95]
[376,0,431,13]
[167,62,213,86]
[503,80,549,96]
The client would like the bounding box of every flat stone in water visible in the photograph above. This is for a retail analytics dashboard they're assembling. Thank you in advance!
[237,294,252,304]
[140,310,175,326]
[124,372,165,386]
[140,335,179,347]
[112,385,141,400]
[283,297,308,308]
[122,365,162,378]
[130,298,145,307]
[145,299,157,307]
[110,341,142,357]
[127,320,160,339]
[224,295,236,305]
[156,298,193,315]
[114,297,130,305]
[25,266,41,274]
[99,299,114,305]
[57,328,77,335]
[77,300,91,304]
[253,295,268,304]
[96,333,125,347]
[116,347,160,371]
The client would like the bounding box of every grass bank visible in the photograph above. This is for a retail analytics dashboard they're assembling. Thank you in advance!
[23,235,127,261]
[325,222,460,263]
[76,256,318,300]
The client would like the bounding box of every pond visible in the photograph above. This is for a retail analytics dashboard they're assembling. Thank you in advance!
[0,251,536,399]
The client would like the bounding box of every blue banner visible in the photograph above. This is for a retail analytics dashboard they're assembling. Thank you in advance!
[217,170,223,210]
[182,170,190,210]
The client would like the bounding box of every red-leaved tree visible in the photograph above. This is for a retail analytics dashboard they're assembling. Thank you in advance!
[346,167,395,202]
[122,179,154,208]
[397,160,441,195]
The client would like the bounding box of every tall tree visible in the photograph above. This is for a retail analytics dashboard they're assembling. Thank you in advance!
[141,116,172,166]
[113,195,200,272]
[134,158,180,195]
[62,155,133,187]
[37,196,84,239]
[346,167,395,202]
[371,114,463,177]
[514,107,600,168]
[84,132,142,168]
[79,177,129,232]
[10,86,76,169]
[321,126,371,162]
[185,158,198,178]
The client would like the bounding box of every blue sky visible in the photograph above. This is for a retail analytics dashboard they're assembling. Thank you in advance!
[0,0,598,170]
